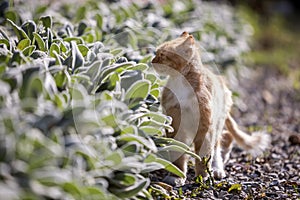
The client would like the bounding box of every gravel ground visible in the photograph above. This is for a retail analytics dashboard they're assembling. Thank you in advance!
[150,66,300,199]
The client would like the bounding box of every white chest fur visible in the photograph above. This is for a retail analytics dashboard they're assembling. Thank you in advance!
[164,76,196,108]
[163,75,200,145]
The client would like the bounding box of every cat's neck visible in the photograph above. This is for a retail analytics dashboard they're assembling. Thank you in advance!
[167,63,203,93]
[183,53,203,76]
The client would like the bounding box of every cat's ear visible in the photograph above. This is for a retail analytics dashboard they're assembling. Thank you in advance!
[181,31,189,37]
[183,35,195,47]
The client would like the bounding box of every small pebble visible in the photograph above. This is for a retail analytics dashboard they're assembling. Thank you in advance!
[288,134,300,145]
[269,180,279,186]
[273,186,280,191]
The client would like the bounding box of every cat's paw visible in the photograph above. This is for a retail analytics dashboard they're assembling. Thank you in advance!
[162,176,186,187]
[213,169,226,180]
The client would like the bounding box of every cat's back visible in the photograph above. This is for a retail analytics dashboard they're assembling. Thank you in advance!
[203,68,233,115]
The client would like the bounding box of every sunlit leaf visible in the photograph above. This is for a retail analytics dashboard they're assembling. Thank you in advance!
[158,145,201,160]
[85,187,108,199]
[63,37,84,44]
[60,41,68,53]
[95,13,103,29]
[128,63,149,71]
[47,28,53,48]
[33,32,46,51]
[77,44,89,57]
[145,73,157,84]
[121,125,138,135]
[100,62,134,82]
[121,142,141,155]
[5,9,19,24]
[120,70,143,91]
[155,158,185,178]
[139,126,162,136]
[77,22,87,36]
[117,134,157,152]
[102,114,118,128]
[110,48,124,56]
[49,43,60,57]
[0,39,10,49]
[150,88,160,98]
[228,183,242,193]
[39,15,52,29]
[22,45,36,56]
[109,178,149,198]
[17,39,31,50]
[21,20,36,41]
[110,173,136,187]
[10,51,22,64]
[63,182,81,196]
[71,41,84,70]
[125,79,150,101]
[25,75,44,99]
[106,151,123,166]
[75,6,86,22]
[7,19,29,40]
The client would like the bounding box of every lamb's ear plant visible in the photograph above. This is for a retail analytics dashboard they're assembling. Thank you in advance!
[0,0,252,199]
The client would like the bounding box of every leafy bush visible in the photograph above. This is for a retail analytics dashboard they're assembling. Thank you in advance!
[0,0,252,199]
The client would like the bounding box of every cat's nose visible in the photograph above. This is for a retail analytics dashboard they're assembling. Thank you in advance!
[151,56,159,64]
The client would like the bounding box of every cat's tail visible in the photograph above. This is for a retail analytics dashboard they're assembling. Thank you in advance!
[225,115,270,156]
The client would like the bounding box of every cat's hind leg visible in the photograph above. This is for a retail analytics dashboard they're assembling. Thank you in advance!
[212,139,226,179]
[221,130,234,164]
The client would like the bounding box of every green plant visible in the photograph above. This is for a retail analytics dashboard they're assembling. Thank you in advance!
[0,10,197,200]
[0,0,253,199]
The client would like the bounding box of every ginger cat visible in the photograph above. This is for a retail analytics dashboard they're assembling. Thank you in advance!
[151,32,270,186]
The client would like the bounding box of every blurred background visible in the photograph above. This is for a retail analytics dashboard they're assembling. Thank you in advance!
[208,0,300,140]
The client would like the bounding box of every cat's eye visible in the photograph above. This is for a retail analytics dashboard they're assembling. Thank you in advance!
[156,51,162,56]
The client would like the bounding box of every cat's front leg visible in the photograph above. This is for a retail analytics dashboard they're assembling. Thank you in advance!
[162,153,188,186]
[162,106,191,186]
[194,136,213,178]
[195,156,210,178]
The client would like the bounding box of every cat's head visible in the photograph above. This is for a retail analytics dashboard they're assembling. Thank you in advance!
[152,31,197,75]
